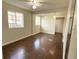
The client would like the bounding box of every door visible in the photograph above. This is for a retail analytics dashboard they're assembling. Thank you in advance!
[55,17,64,33]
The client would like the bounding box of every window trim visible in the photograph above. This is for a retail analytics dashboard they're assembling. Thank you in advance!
[8,11,24,29]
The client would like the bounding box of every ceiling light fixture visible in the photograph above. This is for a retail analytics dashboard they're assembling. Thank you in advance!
[33,1,36,3]
[32,5,36,9]
[32,0,36,3]
[32,0,37,9]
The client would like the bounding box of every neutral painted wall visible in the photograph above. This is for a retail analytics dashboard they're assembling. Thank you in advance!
[41,15,56,34]
[40,12,66,34]
[34,12,67,34]
[68,5,77,59]
[62,0,75,58]
[32,15,41,34]
[2,1,33,45]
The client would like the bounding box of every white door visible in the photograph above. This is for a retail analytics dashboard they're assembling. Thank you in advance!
[55,18,64,33]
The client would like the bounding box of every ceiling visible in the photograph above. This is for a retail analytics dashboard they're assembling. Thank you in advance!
[3,0,69,13]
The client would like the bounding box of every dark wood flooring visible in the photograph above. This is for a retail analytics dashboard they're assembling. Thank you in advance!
[3,32,63,59]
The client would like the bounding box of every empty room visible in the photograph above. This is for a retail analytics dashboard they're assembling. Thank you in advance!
[2,0,77,59]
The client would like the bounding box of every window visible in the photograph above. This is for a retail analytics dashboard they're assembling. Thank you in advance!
[8,11,24,28]
[35,16,40,26]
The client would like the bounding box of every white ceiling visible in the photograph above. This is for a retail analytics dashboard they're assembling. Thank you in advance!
[3,0,69,13]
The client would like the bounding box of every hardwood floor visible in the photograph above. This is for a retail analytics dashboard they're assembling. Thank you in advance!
[3,33,63,59]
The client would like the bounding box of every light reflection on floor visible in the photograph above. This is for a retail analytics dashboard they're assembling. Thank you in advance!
[49,50,54,55]
[41,48,46,52]
[11,48,25,59]
[48,39,53,42]
[34,39,40,49]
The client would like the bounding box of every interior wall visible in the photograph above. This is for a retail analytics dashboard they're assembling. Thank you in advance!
[68,6,77,59]
[62,0,74,58]
[33,11,67,35]
[2,1,33,46]
[68,21,77,59]
[68,5,77,59]
[40,12,67,34]
[41,15,56,34]
[32,15,41,34]
[67,3,75,34]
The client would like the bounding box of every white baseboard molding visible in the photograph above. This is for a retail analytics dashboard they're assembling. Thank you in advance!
[2,32,40,46]
[41,32,55,35]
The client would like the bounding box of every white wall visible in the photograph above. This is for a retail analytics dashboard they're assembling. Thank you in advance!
[63,0,74,58]
[41,15,56,34]
[40,12,67,34]
[32,15,41,34]
[2,1,33,46]
[68,5,77,59]
[34,12,67,35]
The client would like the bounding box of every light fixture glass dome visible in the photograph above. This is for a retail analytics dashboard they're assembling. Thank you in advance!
[32,5,36,9]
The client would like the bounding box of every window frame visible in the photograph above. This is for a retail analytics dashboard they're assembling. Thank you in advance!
[8,11,24,28]
[35,16,41,26]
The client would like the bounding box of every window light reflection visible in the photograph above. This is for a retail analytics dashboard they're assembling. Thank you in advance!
[34,39,40,49]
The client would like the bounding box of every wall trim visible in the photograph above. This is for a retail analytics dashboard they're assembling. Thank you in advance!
[2,32,40,46]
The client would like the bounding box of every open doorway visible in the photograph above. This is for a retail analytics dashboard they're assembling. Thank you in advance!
[55,17,64,36]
